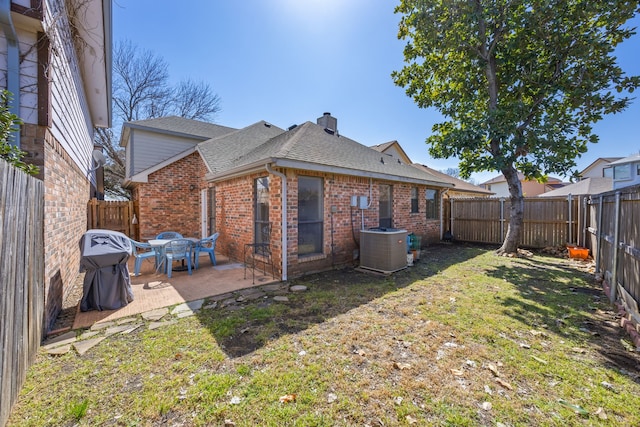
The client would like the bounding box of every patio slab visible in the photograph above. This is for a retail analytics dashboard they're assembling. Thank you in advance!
[72,254,278,330]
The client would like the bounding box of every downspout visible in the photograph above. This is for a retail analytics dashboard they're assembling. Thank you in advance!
[266,163,287,281]
[0,0,20,147]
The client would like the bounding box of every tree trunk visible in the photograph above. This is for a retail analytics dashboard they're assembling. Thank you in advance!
[496,166,524,255]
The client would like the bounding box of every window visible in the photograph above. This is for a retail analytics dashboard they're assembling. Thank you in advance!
[379,184,392,228]
[614,164,631,180]
[425,189,439,220]
[254,177,269,245]
[298,176,323,256]
[410,187,419,213]
[603,167,613,178]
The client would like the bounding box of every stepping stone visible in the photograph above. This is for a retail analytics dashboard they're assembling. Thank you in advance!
[121,324,143,334]
[202,302,218,310]
[273,296,289,302]
[142,308,169,321]
[211,292,234,301]
[177,311,196,319]
[79,331,100,340]
[290,285,308,292]
[42,331,77,349]
[261,284,286,292]
[116,317,137,325]
[73,337,107,356]
[45,344,72,355]
[91,321,115,331]
[105,324,139,337]
[242,291,266,301]
[149,320,177,330]
[171,300,204,315]
[222,298,237,307]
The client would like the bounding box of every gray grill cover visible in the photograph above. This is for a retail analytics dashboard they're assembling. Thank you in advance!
[79,229,133,312]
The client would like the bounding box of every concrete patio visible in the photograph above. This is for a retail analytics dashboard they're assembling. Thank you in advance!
[72,253,278,329]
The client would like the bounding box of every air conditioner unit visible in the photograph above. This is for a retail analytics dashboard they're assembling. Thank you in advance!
[359,228,408,273]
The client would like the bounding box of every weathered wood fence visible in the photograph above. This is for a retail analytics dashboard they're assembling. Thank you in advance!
[587,185,640,327]
[445,196,582,248]
[0,160,44,427]
[87,198,138,240]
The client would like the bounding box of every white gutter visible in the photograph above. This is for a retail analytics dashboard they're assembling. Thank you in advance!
[0,0,20,147]
[266,163,287,281]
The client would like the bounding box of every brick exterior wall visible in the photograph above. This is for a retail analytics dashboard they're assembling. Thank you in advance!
[21,124,91,332]
[134,159,443,280]
[135,152,206,240]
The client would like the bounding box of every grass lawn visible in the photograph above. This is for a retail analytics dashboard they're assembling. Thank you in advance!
[9,244,640,426]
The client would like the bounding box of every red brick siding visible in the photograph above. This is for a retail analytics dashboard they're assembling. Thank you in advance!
[135,153,206,240]
[39,127,89,331]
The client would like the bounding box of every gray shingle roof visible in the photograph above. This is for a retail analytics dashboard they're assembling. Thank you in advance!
[198,121,286,173]
[538,177,612,197]
[207,121,449,185]
[127,116,237,139]
[412,164,494,195]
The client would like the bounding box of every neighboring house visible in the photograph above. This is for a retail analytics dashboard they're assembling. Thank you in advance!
[610,154,640,190]
[579,157,622,179]
[121,113,452,280]
[1,0,111,331]
[369,141,493,198]
[480,173,564,197]
[538,177,613,197]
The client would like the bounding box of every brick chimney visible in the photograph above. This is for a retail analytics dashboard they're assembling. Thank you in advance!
[317,112,337,134]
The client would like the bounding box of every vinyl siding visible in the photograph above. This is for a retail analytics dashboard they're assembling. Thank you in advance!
[131,129,201,176]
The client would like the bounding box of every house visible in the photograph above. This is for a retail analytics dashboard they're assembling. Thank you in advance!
[480,172,564,197]
[2,0,112,331]
[611,154,640,190]
[121,113,452,280]
[579,157,622,179]
[369,141,493,198]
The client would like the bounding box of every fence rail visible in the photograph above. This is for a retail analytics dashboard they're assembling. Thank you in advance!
[445,196,581,248]
[0,160,44,427]
[87,198,138,239]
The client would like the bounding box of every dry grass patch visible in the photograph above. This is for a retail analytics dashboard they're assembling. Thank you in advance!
[9,244,640,426]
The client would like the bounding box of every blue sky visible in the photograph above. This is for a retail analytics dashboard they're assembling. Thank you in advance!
[113,1,640,184]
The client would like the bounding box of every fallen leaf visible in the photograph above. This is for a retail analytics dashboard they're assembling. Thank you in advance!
[531,355,548,364]
[394,362,411,370]
[594,407,608,420]
[558,399,588,415]
[571,347,586,354]
[620,339,635,352]
[279,394,296,403]
[224,420,236,426]
[451,368,464,376]
[230,396,241,405]
[495,378,513,390]
[487,364,500,377]
[519,343,531,349]
[406,415,418,424]
[600,381,618,393]
[327,393,337,403]
[481,401,492,411]
[394,396,403,405]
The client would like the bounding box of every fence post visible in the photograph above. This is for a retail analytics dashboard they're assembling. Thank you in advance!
[450,198,454,238]
[582,196,587,247]
[567,194,573,245]
[500,198,505,239]
[595,195,603,274]
[610,192,621,303]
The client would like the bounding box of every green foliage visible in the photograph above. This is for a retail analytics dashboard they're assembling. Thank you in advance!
[0,90,38,176]
[393,0,640,180]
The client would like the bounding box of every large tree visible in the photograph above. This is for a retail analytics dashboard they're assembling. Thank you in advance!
[99,41,222,199]
[393,0,640,254]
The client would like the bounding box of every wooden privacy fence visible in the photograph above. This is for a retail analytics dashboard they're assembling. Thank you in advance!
[445,196,582,248]
[587,186,640,328]
[0,160,44,427]
[87,198,138,239]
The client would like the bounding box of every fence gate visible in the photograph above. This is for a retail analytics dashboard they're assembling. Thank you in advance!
[87,199,138,239]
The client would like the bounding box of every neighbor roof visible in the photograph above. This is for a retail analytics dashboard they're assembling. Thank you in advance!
[538,177,612,197]
[609,153,640,166]
[481,172,562,185]
[412,164,494,195]
[204,121,449,186]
